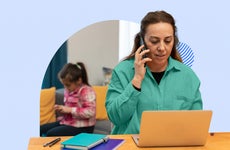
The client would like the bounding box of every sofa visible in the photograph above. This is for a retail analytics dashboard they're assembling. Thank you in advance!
[40,86,112,135]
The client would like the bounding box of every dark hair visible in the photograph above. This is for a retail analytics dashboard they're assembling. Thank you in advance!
[124,10,182,62]
[58,62,90,86]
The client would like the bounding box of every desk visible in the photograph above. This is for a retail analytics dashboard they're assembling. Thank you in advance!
[28,132,230,150]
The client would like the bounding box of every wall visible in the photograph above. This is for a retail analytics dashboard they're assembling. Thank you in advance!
[67,20,119,85]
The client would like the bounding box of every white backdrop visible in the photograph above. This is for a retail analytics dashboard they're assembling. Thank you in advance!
[1,0,230,149]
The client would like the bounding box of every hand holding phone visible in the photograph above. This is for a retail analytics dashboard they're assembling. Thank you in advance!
[140,36,148,59]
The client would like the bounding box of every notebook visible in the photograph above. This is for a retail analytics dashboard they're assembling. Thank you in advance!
[61,139,124,150]
[61,133,109,150]
[91,139,125,150]
[132,110,212,147]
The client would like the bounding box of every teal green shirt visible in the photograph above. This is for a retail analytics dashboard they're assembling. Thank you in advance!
[105,57,203,134]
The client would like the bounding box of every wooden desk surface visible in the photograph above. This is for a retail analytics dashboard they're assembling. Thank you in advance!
[28,132,230,150]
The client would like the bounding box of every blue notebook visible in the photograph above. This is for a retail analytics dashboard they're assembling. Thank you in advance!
[61,133,109,150]
[62,139,125,150]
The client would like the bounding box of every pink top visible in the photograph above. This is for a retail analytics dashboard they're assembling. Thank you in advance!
[59,84,96,127]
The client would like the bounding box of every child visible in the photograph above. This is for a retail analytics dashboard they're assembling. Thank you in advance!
[40,62,96,136]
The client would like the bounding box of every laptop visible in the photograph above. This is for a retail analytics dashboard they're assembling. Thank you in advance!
[132,110,212,147]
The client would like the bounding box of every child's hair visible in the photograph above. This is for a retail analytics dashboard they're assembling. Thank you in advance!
[58,62,90,86]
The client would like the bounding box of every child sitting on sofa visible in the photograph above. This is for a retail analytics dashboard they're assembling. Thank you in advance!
[40,62,96,136]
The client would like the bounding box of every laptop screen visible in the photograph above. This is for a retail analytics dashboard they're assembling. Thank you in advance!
[133,110,212,147]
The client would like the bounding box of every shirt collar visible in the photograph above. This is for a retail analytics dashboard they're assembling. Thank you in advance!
[131,56,182,72]
[166,56,181,72]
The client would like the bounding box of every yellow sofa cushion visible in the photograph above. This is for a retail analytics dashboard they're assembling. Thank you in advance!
[92,86,108,120]
[40,87,56,125]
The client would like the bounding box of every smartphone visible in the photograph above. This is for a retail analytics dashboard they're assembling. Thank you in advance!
[140,36,148,59]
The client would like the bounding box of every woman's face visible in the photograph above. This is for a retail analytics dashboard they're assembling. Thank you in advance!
[144,22,174,66]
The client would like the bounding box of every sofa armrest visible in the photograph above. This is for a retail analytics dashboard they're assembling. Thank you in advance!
[93,120,112,134]
[55,88,64,105]
[55,88,64,118]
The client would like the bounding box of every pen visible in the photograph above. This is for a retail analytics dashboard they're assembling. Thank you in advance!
[49,137,61,147]
[43,137,61,147]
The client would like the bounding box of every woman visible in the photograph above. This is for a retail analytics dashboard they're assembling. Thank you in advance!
[105,10,203,134]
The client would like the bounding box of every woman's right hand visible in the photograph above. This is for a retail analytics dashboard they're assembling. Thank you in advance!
[132,45,151,88]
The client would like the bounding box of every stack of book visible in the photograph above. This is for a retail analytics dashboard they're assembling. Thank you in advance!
[61,133,124,150]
